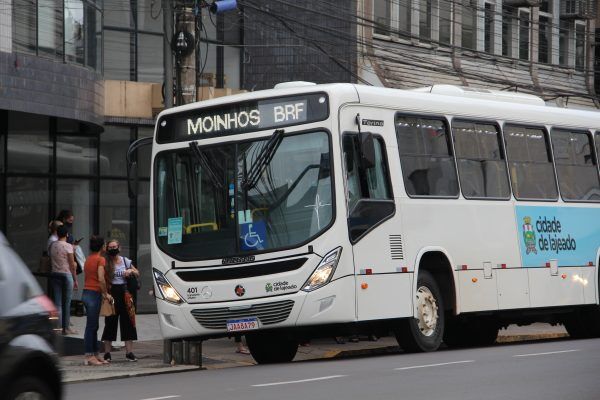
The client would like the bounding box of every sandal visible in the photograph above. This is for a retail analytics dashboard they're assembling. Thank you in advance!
[84,357,103,366]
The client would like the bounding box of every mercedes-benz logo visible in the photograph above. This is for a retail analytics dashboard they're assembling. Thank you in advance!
[234,284,246,297]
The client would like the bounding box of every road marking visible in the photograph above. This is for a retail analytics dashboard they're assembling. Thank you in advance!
[139,396,181,400]
[252,375,346,387]
[513,349,580,358]
[395,360,475,370]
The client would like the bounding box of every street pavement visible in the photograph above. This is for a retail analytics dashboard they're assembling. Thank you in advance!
[64,336,600,400]
[60,314,569,383]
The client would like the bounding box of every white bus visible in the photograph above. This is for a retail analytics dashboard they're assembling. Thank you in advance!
[135,82,600,364]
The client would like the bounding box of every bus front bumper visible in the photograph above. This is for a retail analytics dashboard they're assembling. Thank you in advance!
[156,275,356,340]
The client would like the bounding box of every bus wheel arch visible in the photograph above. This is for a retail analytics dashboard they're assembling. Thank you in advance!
[413,249,457,317]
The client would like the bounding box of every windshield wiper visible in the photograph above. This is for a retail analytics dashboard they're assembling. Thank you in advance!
[241,129,285,190]
[189,141,223,189]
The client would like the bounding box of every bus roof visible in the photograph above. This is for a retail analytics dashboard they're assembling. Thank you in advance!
[157,82,600,131]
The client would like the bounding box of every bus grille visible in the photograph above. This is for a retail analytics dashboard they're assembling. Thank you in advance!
[190,300,295,329]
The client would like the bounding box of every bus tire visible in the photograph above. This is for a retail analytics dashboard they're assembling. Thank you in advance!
[395,271,444,352]
[246,332,298,364]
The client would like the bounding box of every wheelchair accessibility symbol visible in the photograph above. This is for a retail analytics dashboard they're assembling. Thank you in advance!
[239,221,267,251]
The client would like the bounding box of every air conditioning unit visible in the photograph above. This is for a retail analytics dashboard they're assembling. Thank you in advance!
[560,0,596,19]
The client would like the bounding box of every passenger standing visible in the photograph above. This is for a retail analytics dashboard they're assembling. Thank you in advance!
[101,239,140,362]
[82,235,111,366]
[47,220,63,251]
[49,225,78,335]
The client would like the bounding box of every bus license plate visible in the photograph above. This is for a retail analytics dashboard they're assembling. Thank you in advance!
[226,317,259,332]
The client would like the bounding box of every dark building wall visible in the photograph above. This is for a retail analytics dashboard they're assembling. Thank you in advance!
[242,0,357,90]
[0,52,104,127]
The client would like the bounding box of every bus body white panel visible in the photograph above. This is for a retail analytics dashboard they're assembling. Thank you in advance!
[295,276,357,325]
[496,268,531,310]
[528,267,585,308]
[355,273,413,320]
[400,200,519,314]
[457,270,499,312]
[581,267,597,304]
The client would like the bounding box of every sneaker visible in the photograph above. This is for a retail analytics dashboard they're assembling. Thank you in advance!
[103,352,111,362]
[125,352,137,362]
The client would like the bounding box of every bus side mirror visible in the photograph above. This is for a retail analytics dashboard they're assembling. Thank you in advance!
[359,131,375,170]
[127,136,154,199]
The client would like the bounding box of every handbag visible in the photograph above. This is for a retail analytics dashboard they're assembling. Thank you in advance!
[100,297,116,317]
[124,258,141,292]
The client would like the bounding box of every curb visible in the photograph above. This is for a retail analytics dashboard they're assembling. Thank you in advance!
[63,365,202,384]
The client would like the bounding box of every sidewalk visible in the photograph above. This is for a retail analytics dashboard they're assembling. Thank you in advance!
[60,315,568,383]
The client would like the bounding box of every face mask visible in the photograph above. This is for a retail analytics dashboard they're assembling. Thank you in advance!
[107,248,120,256]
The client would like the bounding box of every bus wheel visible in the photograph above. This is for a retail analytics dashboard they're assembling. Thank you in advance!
[246,332,298,364]
[395,271,444,352]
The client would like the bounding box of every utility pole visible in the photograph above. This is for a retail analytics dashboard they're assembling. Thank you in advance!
[174,7,196,105]
[163,0,174,108]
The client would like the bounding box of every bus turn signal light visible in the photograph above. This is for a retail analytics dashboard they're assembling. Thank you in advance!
[361,283,368,290]
[472,277,478,283]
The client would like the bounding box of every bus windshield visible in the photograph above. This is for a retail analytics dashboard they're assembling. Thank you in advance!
[154,130,333,260]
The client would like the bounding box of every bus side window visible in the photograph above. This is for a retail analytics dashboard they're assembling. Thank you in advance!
[343,134,394,242]
[551,129,600,202]
[452,120,510,199]
[504,125,558,200]
[395,115,459,197]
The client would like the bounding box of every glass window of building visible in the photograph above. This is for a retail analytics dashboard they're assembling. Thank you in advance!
[56,135,98,176]
[502,6,516,57]
[575,22,585,70]
[439,0,452,45]
[104,0,133,28]
[484,3,494,53]
[399,0,412,36]
[64,0,85,64]
[84,1,102,70]
[559,20,570,66]
[7,112,50,174]
[138,0,163,32]
[518,10,530,60]
[374,0,391,35]
[462,0,476,50]
[138,33,164,82]
[38,0,64,59]
[538,16,551,63]
[104,30,133,80]
[12,0,37,54]
[100,180,131,255]
[136,181,152,311]
[419,0,432,40]
[6,177,49,270]
[100,126,132,177]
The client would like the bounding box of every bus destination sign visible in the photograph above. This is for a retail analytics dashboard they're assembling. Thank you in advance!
[157,93,329,143]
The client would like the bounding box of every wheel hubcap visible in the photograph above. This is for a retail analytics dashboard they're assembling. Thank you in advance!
[416,286,439,337]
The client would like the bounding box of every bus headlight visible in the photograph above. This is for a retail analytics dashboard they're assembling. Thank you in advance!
[153,268,185,304]
[302,247,342,292]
